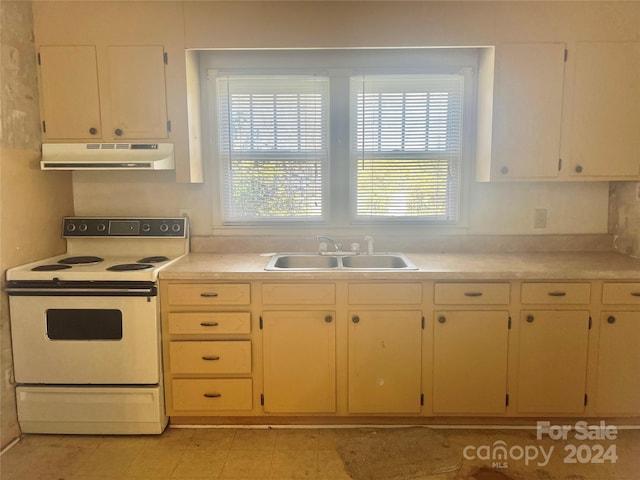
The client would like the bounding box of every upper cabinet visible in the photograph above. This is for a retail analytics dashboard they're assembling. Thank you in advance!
[38,45,169,141]
[562,42,640,179]
[477,41,640,182]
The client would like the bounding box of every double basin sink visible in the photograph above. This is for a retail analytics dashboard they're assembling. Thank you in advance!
[265,253,418,271]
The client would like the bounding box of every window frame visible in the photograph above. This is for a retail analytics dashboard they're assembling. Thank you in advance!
[201,48,477,235]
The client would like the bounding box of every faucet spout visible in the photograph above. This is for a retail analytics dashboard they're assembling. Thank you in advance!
[316,235,343,253]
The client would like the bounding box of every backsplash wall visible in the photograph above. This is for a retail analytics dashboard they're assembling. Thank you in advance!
[610,182,640,258]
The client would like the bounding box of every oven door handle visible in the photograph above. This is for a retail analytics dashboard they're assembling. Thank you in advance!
[5,287,157,297]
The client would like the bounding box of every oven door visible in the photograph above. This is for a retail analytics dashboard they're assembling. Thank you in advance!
[9,294,160,385]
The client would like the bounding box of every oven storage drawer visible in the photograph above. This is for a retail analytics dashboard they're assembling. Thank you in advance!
[167,283,250,306]
[602,283,640,304]
[167,312,250,335]
[521,282,591,304]
[169,341,251,374]
[434,283,511,305]
[171,379,252,411]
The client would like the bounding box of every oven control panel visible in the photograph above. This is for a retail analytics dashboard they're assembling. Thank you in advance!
[63,217,188,238]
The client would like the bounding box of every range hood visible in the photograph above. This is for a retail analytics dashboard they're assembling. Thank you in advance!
[41,143,174,170]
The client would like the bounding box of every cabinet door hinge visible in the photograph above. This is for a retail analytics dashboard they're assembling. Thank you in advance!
[167,120,172,133]
[420,393,424,406]
[421,316,425,329]
[42,120,46,133]
[163,52,168,64]
[508,317,512,330]
[259,316,263,329]
[506,393,510,406]
[37,52,41,65]
[260,393,264,406]
[584,393,588,406]
[588,317,592,330]
[558,158,563,171]
[564,49,568,62]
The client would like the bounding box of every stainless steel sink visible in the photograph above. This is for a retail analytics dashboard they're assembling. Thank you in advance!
[264,253,418,271]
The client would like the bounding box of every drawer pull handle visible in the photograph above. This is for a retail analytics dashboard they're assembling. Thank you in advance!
[200,322,219,327]
[464,292,483,297]
[548,291,567,297]
[200,292,219,298]
[202,355,220,361]
[607,316,616,324]
[203,393,222,398]
[526,315,535,323]
[438,316,446,324]
[631,292,640,297]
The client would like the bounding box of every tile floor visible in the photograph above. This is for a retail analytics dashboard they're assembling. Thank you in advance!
[0,426,639,480]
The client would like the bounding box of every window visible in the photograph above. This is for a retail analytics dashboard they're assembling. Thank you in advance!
[205,49,475,229]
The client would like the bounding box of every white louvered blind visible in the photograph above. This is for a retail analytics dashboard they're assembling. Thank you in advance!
[217,75,329,224]
[351,74,464,222]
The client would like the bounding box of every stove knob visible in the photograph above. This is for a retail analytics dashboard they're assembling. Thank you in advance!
[171,224,181,232]
[142,223,151,233]
[79,224,88,232]
[67,223,76,232]
[160,224,169,233]
[97,223,107,232]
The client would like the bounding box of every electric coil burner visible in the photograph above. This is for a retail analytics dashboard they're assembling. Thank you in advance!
[6,217,189,435]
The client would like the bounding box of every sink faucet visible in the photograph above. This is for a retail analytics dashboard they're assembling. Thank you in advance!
[317,235,342,254]
[364,236,374,255]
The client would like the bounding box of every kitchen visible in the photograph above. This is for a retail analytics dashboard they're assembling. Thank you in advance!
[1,1,639,479]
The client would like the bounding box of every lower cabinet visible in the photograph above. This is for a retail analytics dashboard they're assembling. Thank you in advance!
[262,310,336,413]
[516,310,590,414]
[348,310,422,414]
[596,311,640,415]
[433,311,509,414]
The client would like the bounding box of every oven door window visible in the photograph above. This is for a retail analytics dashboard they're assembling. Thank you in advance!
[46,309,123,340]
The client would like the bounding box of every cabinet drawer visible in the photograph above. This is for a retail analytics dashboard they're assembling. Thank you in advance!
[348,283,422,305]
[172,379,252,411]
[602,283,640,305]
[434,283,510,305]
[169,341,251,374]
[167,283,250,306]
[167,312,251,335]
[521,282,591,304]
[262,283,335,305]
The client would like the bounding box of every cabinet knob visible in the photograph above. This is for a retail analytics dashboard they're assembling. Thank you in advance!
[575,165,583,173]
[352,315,360,324]
[526,314,535,323]
[325,315,333,323]
[500,166,509,175]
[89,127,98,135]
[114,128,123,136]
[438,316,446,324]
[607,316,616,324]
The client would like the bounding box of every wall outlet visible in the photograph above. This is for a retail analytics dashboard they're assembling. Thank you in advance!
[534,208,547,229]
[179,209,192,218]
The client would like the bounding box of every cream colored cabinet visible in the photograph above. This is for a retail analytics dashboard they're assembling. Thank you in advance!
[433,311,509,415]
[348,310,423,413]
[517,310,590,414]
[262,310,336,413]
[480,42,565,181]
[563,42,640,178]
[38,44,169,141]
[596,283,640,415]
[161,282,253,416]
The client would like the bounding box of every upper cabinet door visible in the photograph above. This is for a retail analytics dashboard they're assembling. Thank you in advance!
[39,45,102,140]
[106,45,169,139]
[563,42,640,178]
[489,43,566,180]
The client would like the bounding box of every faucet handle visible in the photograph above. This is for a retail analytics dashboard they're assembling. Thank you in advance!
[364,236,374,255]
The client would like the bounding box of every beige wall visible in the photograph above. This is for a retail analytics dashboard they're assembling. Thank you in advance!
[610,182,640,258]
[0,0,74,448]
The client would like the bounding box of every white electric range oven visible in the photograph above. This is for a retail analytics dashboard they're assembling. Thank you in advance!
[6,217,188,434]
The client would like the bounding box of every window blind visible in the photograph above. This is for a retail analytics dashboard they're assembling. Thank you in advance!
[351,74,464,222]
[216,75,329,224]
